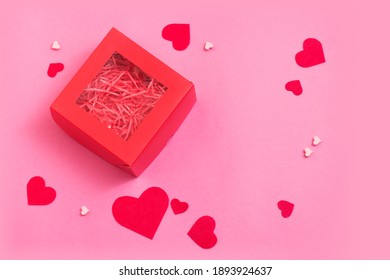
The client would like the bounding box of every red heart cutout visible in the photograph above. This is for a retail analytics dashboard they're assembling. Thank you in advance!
[162,24,190,51]
[277,200,294,218]
[188,216,217,249]
[27,176,56,205]
[171,198,188,215]
[285,80,303,95]
[295,38,325,67]
[112,187,169,239]
[47,63,64,77]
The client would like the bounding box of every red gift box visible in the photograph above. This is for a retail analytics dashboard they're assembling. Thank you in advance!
[50,28,196,176]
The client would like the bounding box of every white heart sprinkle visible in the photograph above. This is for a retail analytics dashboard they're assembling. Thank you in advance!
[51,40,61,50]
[313,136,321,146]
[204,41,214,50]
[304,147,313,157]
[80,206,90,216]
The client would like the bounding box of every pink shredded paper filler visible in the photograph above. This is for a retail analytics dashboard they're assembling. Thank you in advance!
[76,52,167,140]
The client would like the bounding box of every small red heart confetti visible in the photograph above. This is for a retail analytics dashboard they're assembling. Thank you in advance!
[188,216,217,249]
[162,24,190,51]
[112,187,169,239]
[47,63,64,77]
[27,176,56,205]
[295,38,325,67]
[171,198,189,215]
[285,80,303,95]
[277,200,294,218]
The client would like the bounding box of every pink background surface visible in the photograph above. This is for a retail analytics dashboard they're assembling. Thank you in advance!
[1,0,390,259]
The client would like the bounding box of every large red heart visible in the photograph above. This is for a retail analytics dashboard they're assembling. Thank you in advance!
[47,63,64,77]
[162,24,190,51]
[285,80,303,95]
[112,187,169,239]
[277,200,294,218]
[188,216,217,249]
[27,176,56,205]
[295,38,325,67]
[171,198,188,215]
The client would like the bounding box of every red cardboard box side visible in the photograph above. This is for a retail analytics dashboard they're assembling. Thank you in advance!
[50,108,126,168]
[130,84,196,176]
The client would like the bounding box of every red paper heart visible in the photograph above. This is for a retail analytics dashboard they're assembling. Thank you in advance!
[47,63,64,77]
[162,24,190,51]
[112,187,169,239]
[295,38,325,67]
[285,80,303,95]
[277,200,294,218]
[171,198,188,215]
[27,176,56,205]
[188,216,217,249]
